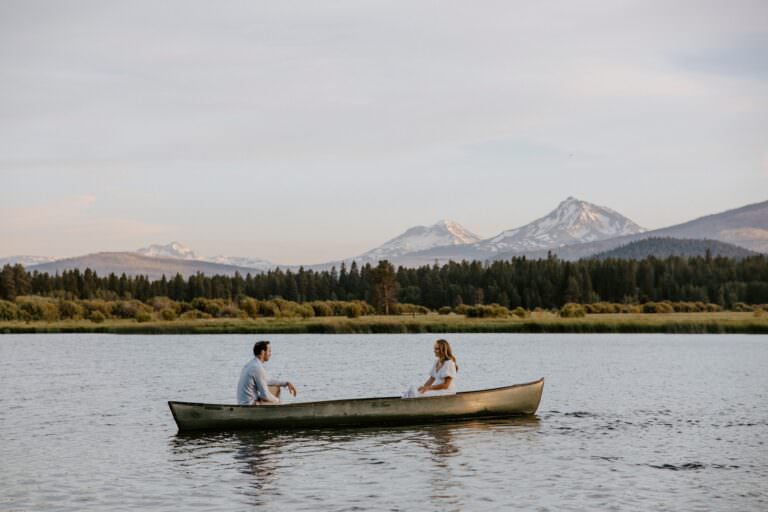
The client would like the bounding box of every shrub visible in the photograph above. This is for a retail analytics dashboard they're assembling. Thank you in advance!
[135,310,152,323]
[453,304,471,316]
[16,296,59,322]
[258,300,281,317]
[704,303,722,312]
[511,307,530,318]
[81,300,112,319]
[90,311,106,323]
[160,308,177,321]
[271,298,306,317]
[585,302,621,314]
[754,308,765,318]
[438,306,452,315]
[672,301,697,313]
[295,304,315,319]
[179,310,212,320]
[395,303,430,315]
[559,303,586,318]
[113,300,151,319]
[58,300,84,320]
[732,302,753,312]
[466,304,509,318]
[0,300,18,321]
[344,303,362,318]
[191,298,227,317]
[328,301,347,316]
[219,304,246,318]
[309,301,333,317]
[147,296,181,313]
[642,301,674,314]
[238,297,261,318]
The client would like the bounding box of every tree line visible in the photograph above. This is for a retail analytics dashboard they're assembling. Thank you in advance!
[1,253,768,311]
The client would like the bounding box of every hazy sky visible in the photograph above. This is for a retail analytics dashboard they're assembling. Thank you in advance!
[2,1,767,264]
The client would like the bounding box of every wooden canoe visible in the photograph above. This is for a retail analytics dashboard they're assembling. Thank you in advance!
[169,378,544,432]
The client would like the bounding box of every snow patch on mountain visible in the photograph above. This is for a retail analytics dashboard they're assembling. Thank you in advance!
[356,220,481,262]
[137,242,198,260]
[135,242,273,270]
[205,255,274,270]
[481,197,645,253]
[0,255,57,267]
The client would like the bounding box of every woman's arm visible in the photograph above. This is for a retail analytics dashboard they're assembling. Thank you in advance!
[417,377,435,394]
[425,376,453,392]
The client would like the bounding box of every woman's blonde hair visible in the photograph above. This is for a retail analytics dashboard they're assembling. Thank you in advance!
[434,339,459,372]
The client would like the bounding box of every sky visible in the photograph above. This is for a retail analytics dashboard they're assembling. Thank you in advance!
[1,0,766,265]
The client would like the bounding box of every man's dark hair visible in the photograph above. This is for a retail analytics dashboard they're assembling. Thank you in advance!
[253,340,271,358]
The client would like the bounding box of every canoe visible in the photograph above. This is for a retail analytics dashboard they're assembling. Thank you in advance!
[169,378,544,432]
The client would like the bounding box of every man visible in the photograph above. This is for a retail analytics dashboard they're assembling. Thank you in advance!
[236,340,297,405]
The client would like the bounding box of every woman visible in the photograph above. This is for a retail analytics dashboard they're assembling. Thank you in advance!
[404,339,459,398]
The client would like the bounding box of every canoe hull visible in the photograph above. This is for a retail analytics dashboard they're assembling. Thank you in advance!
[169,379,544,432]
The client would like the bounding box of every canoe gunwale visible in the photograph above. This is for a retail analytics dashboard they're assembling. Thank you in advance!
[168,377,544,410]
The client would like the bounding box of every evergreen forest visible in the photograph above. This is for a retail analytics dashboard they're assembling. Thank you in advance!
[2,253,768,311]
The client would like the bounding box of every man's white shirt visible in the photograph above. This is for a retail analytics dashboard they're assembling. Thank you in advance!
[236,358,287,405]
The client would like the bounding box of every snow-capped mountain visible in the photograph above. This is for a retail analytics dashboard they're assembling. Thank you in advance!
[386,197,646,266]
[135,242,274,271]
[0,255,57,267]
[206,255,274,271]
[479,197,645,253]
[136,242,198,260]
[354,220,482,263]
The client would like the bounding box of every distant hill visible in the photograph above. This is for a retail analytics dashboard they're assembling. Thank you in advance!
[593,237,758,260]
[28,252,264,279]
[0,255,56,267]
[137,241,274,271]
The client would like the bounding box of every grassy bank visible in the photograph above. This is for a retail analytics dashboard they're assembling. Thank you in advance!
[2,312,767,334]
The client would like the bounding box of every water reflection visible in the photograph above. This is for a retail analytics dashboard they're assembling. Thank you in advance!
[418,417,540,510]
[170,416,540,509]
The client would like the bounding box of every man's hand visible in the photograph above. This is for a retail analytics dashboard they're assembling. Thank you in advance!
[286,382,297,397]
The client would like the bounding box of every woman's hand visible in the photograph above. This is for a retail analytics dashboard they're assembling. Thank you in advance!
[419,377,435,394]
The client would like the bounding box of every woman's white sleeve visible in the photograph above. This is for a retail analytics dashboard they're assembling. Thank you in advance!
[444,361,457,379]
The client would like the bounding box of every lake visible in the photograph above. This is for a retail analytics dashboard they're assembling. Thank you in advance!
[1,333,766,511]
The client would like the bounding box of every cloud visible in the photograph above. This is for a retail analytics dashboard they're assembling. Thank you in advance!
[0,1,765,261]
[2,195,96,229]
[0,195,176,256]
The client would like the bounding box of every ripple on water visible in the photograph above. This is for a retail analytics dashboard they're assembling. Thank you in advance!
[2,333,768,511]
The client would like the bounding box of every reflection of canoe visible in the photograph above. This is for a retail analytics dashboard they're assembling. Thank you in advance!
[169,378,544,432]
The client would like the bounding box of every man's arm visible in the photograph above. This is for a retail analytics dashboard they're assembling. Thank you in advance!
[267,378,297,397]
[254,367,280,403]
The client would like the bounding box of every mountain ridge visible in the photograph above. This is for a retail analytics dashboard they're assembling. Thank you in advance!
[12,197,767,276]
[593,237,758,260]
[28,252,265,280]
[387,197,646,266]
[349,219,481,264]
[497,198,768,261]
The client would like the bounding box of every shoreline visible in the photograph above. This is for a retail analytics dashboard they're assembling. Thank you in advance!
[2,313,767,335]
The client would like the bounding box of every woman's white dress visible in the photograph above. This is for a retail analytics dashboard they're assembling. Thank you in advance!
[403,359,457,398]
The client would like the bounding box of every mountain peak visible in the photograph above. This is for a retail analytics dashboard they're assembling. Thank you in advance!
[355,220,481,262]
[136,241,198,260]
[483,198,645,253]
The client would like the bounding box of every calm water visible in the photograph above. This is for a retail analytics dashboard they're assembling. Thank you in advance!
[1,333,767,511]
